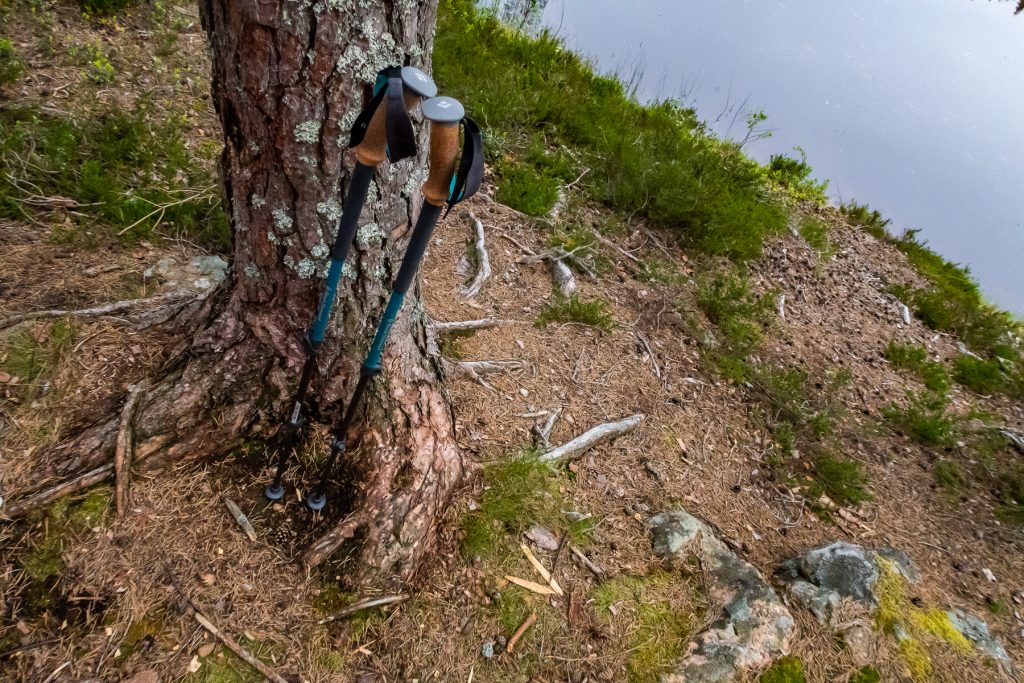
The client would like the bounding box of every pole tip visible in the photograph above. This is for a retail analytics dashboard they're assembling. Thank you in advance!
[264,482,286,501]
[306,491,327,511]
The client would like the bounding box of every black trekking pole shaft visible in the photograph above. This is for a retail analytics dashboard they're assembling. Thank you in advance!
[305,105,463,511]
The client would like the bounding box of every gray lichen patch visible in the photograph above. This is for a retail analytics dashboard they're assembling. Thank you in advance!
[316,198,343,222]
[294,120,322,144]
[295,258,317,279]
[251,193,266,209]
[311,243,330,260]
[272,208,294,232]
[357,222,384,247]
[341,260,357,280]
[244,263,260,278]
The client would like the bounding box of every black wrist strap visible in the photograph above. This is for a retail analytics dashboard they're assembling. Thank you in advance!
[444,116,485,216]
[347,66,417,163]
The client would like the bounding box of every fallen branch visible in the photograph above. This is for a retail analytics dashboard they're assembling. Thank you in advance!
[539,414,645,464]
[223,498,258,543]
[432,318,516,334]
[318,594,409,625]
[462,212,492,298]
[532,407,562,450]
[520,543,563,596]
[777,294,786,320]
[165,566,288,683]
[506,612,537,654]
[0,290,198,332]
[2,464,113,520]
[114,382,147,518]
[635,332,661,380]
[592,229,642,264]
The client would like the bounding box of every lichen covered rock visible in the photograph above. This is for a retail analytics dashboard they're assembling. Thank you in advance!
[649,511,795,682]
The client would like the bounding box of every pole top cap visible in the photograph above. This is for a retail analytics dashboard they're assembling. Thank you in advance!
[421,96,465,124]
[401,66,437,98]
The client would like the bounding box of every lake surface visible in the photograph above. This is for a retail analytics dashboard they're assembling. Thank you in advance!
[535,0,1024,314]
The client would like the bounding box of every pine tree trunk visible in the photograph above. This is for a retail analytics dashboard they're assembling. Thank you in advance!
[52,0,465,583]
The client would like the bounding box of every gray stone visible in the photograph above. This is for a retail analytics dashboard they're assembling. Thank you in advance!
[480,639,495,658]
[649,511,794,683]
[776,541,918,624]
[946,608,1013,671]
[841,623,874,666]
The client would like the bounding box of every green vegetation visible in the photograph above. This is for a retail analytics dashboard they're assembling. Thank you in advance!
[813,454,872,506]
[797,215,832,258]
[993,465,1024,525]
[849,666,881,683]
[841,200,891,240]
[0,38,23,84]
[934,459,966,492]
[0,105,228,249]
[883,390,957,449]
[953,355,1006,395]
[694,269,774,382]
[636,257,683,285]
[592,570,699,683]
[78,0,135,17]
[0,320,76,399]
[184,641,280,683]
[766,148,828,203]
[535,294,615,333]
[17,488,112,616]
[435,0,787,260]
[883,341,950,393]
[461,450,566,559]
[547,225,605,274]
[759,656,806,683]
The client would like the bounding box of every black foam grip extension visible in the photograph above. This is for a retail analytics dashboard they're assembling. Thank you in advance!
[331,163,375,261]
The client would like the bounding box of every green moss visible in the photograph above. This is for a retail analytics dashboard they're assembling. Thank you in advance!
[849,666,880,683]
[592,570,697,683]
[311,582,352,614]
[759,656,806,683]
[535,295,615,333]
[461,450,563,559]
[766,149,828,203]
[0,320,76,398]
[68,488,112,529]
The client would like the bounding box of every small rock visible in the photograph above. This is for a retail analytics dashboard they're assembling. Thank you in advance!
[524,525,559,551]
[946,608,1013,671]
[495,635,507,650]
[982,568,997,582]
[480,639,495,658]
[197,642,215,657]
[122,671,160,683]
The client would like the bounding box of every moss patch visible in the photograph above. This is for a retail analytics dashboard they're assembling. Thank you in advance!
[759,656,806,683]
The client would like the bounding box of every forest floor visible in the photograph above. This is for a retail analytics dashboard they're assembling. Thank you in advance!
[2,2,1023,683]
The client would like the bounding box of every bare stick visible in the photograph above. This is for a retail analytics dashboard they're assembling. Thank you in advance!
[447,359,525,391]
[2,464,114,519]
[635,332,661,380]
[462,212,492,298]
[592,230,641,264]
[223,498,258,543]
[777,293,786,320]
[433,318,516,334]
[532,407,562,450]
[540,414,645,464]
[0,290,197,332]
[114,382,147,518]
[570,545,605,579]
[506,612,537,653]
[520,543,564,596]
[318,594,409,625]
[165,566,288,683]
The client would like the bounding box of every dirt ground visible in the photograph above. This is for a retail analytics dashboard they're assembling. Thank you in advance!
[2,2,1023,683]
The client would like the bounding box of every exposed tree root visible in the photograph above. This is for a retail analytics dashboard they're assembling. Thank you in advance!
[548,258,578,297]
[444,359,525,391]
[0,290,202,332]
[114,381,147,518]
[431,317,517,334]
[461,211,491,298]
[2,464,114,519]
[540,413,645,464]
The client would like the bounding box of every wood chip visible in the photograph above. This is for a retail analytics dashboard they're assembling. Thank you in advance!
[519,543,564,596]
[504,575,555,596]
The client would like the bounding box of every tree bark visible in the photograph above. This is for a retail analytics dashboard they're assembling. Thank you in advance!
[42,0,465,583]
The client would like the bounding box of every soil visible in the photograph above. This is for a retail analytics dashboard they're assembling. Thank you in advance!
[1,3,1022,683]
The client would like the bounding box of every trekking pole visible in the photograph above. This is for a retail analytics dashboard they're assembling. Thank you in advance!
[305,96,484,511]
[264,66,437,502]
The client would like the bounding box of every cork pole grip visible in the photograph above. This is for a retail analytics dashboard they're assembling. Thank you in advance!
[354,91,421,167]
[422,122,460,206]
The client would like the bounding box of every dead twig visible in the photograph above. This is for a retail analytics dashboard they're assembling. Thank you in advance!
[570,545,605,579]
[520,543,564,596]
[318,594,409,625]
[539,414,645,464]
[2,465,114,519]
[506,612,537,653]
[462,211,492,298]
[446,359,525,392]
[0,290,198,332]
[165,565,288,683]
[591,229,642,264]
[635,332,661,380]
[532,407,562,450]
[432,318,516,334]
[223,498,257,542]
[114,382,147,518]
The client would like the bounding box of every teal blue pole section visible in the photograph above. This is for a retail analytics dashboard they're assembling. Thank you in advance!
[310,259,344,344]
[364,293,405,372]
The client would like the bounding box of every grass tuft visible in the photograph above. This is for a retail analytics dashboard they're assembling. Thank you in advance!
[813,454,872,506]
[883,341,950,393]
[952,355,1005,395]
[535,295,615,333]
[883,391,958,449]
[797,215,832,258]
[0,38,24,84]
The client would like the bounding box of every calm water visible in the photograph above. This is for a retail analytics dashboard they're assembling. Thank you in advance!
[537,1,1024,314]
